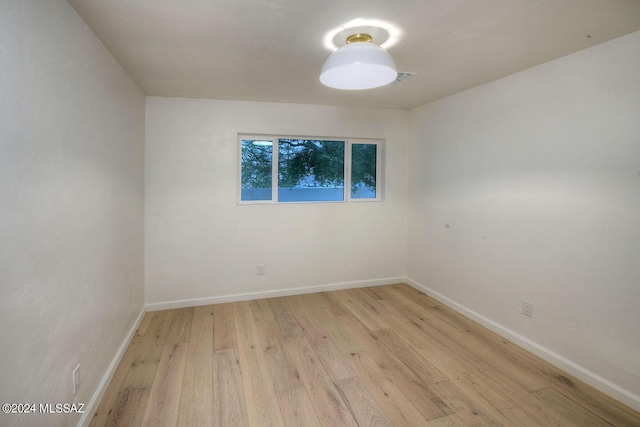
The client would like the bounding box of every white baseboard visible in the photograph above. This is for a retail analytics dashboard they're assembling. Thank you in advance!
[403,277,640,413]
[146,277,405,311]
[77,306,146,427]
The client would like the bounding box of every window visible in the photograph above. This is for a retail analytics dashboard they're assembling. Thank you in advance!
[351,143,377,199]
[239,134,383,203]
[240,139,273,201]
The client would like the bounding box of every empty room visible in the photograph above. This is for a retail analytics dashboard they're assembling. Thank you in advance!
[1,0,640,426]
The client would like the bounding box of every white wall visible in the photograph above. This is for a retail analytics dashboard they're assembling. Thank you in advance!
[0,1,145,426]
[145,98,408,306]
[407,31,640,408]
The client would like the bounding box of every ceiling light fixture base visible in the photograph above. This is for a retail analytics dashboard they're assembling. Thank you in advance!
[346,33,373,44]
[320,31,397,90]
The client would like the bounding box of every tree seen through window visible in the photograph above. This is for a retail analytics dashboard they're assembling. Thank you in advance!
[240,136,379,202]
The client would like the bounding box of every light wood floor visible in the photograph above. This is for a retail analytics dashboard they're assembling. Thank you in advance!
[90,284,640,426]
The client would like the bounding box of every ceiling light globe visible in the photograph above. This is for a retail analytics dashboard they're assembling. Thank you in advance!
[320,42,397,90]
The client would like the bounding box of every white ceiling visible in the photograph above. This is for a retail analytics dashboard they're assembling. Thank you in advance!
[68,0,640,110]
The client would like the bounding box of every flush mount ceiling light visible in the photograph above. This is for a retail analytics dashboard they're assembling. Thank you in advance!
[320,33,397,90]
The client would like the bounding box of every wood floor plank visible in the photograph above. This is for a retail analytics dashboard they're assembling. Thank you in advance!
[324,291,453,421]
[334,376,394,427]
[542,374,640,427]
[103,386,148,427]
[128,310,176,386]
[287,295,356,381]
[392,283,441,308]
[89,319,146,426]
[416,292,640,427]
[135,311,155,336]
[213,348,249,426]
[427,380,501,426]
[407,304,604,427]
[381,293,527,389]
[395,286,640,426]
[382,297,576,426]
[298,292,361,354]
[335,289,388,331]
[359,286,387,301]
[276,387,323,426]
[379,298,539,425]
[433,317,548,393]
[141,307,193,426]
[382,286,549,393]
[318,290,392,351]
[90,284,640,427]
[373,328,448,386]
[212,302,236,351]
[282,335,358,427]
[103,310,175,426]
[233,301,285,427]
[176,305,214,426]
[347,287,391,329]
[269,296,304,338]
[345,351,430,426]
[249,299,302,392]
[428,413,468,427]
[533,387,615,427]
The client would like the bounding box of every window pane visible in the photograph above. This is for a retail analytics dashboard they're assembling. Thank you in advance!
[278,139,345,202]
[241,139,273,201]
[351,143,377,199]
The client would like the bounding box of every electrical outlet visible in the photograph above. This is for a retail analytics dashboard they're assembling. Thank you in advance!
[257,264,265,275]
[72,364,80,395]
[522,300,534,318]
